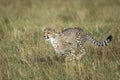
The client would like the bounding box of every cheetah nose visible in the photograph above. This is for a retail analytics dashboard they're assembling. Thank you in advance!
[43,36,49,39]
[43,36,46,38]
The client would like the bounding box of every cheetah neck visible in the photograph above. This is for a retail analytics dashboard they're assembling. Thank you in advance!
[49,34,60,49]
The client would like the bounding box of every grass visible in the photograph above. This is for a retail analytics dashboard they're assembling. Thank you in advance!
[0,0,120,80]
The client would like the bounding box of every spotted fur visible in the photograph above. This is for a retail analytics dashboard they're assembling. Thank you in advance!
[43,27,112,61]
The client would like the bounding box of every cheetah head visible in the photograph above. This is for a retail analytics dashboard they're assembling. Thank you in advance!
[43,28,56,40]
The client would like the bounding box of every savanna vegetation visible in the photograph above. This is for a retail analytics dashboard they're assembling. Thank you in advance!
[0,0,120,80]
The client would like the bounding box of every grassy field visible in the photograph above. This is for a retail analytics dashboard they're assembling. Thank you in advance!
[0,0,120,80]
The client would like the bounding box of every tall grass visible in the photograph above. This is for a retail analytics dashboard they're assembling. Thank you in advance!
[0,0,120,80]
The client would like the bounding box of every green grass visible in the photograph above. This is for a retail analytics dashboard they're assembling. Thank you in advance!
[0,0,120,80]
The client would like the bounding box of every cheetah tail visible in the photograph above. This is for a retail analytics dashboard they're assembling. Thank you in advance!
[87,35,112,47]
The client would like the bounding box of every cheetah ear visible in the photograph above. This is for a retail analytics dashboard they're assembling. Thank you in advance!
[53,29,55,31]
[53,29,57,33]
[55,26,63,33]
[54,28,60,34]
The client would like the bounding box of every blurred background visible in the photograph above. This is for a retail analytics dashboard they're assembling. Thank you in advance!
[0,0,120,80]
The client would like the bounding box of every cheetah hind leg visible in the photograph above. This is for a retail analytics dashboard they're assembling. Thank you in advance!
[75,44,86,60]
[75,46,86,60]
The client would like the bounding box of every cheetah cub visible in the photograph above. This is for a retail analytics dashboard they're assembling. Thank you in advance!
[43,27,112,61]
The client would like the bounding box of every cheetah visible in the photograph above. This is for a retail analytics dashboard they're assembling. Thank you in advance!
[43,27,112,61]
